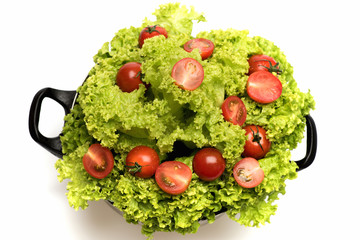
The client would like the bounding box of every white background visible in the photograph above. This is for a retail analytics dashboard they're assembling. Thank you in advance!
[1,0,359,239]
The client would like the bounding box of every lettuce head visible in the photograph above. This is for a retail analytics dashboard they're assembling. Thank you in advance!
[55,3,315,239]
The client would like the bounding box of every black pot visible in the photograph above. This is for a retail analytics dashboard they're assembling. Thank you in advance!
[28,86,317,224]
[29,87,317,171]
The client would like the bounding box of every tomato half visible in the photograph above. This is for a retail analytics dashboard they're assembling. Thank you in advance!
[125,145,160,178]
[82,143,114,179]
[139,25,168,48]
[171,58,204,91]
[248,54,282,75]
[155,161,192,195]
[221,96,247,126]
[242,125,271,159]
[184,38,215,60]
[247,71,282,104]
[193,148,226,181]
[116,62,144,93]
[233,157,264,188]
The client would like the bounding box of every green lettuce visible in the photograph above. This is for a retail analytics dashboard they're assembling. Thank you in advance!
[143,2,206,36]
[55,3,315,239]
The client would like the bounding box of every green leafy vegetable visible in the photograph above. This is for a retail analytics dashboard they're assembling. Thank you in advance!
[55,3,315,239]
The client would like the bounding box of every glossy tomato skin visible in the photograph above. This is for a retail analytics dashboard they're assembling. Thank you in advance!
[82,143,114,179]
[221,96,247,126]
[155,161,192,195]
[247,71,282,104]
[243,125,271,159]
[248,54,281,75]
[171,58,204,91]
[125,145,160,178]
[139,25,168,48]
[233,157,264,188]
[193,148,226,181]
[184,38,215,60]
[116,62,143,93]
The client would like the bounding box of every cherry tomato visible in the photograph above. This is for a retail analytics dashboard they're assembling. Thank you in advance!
[184,38,215,60]
[125,145,160,178]
[155,161,192,195]
[193,148,226,181]
[242,125,271,159]
[139,25,168,48]
[221,96,247,126]
[82,143,114,179]
[233,157,264,188]
[171,58,204,91]
[247,71,282,104]
[248,54,282,75]
[116,62,144,93]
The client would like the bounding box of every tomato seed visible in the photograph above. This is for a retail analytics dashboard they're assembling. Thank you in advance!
[237,169,252,182]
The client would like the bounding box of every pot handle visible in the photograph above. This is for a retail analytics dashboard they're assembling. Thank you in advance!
[293,115,317,171]
[29,88,77,158]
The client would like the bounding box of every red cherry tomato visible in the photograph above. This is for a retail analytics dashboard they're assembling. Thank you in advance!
[116,62,144,93]
[82,143,114,179]
[184,38,215,60]
[193,148,226,181]
[125,145,160,178]
[155,161,192,195]
[233,157,264,188]
[242,125,271,159]
[139,25,168,48]
[247,71,282,104]
[171,58,204,91]
[221,96,247,126]
[248,54,282,75]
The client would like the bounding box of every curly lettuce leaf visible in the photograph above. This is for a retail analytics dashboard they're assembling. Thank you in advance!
[143,2,206,36]
[56,104,123,210]
[196,29,263,96]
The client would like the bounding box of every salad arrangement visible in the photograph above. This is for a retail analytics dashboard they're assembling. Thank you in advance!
[55,3,315,239]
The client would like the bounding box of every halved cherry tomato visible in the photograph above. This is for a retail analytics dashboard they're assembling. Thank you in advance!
[221,96,247,126]
[139,25,168,48]
[82,143,114,179]
[233,157,264,188]
[155,161,192,195]
[116,62,144,93]
[184,38,214,60]
[242,125,271,159]
[193,148,226,181]
[247,71,282,104]
[125,145,160,178]
[248,54,282,75]
[171,58,204,91]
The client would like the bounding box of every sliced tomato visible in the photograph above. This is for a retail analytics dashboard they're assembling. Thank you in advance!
[221,96,247,126]
[82,143,114,179]
[247,71,282,104]
[125,145,160,178]
[193,148,226,181]
[155,161,192,195]
[233,157,264,188]
[184,38,215,60]
[116,62,144,93]
[171,58,204,91]
[248,54,282,75]
[243,125,271,159]
[139,25,168,48]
